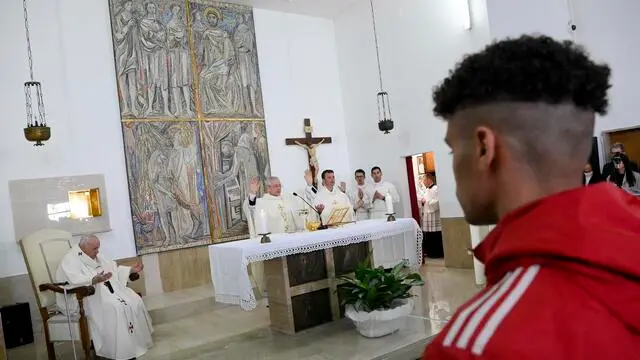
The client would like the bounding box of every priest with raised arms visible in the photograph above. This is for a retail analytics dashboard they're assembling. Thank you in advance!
[246,176,308,234]
[56,234,153,360]
[313,169,355,224]
[370,166,400,219]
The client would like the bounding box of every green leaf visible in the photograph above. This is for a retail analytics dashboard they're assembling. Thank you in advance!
[338,259,424,312]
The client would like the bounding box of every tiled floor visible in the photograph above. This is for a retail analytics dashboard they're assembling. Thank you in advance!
[6,262,478,360]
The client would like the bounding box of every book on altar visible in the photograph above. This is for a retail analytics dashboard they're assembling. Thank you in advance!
[326,206,350,226]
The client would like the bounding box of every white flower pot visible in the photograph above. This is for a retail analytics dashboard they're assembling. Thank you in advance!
[344,299,414,338]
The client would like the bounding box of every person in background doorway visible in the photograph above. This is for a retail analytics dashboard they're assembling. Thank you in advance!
[606,153,640,193]
[417,172,443,259]
[601,142,639,179]
[582,162,603,185]
[370,166,400,219]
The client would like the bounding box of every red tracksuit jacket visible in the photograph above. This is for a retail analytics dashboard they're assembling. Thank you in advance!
[423,183,640,359]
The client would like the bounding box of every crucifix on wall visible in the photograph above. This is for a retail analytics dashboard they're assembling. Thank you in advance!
[285,118,332,189]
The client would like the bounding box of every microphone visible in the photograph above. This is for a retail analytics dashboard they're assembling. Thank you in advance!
[292,192,328,230]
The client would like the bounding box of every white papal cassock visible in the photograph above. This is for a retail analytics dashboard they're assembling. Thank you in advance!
[56,245,153,360]
[313,186,355,224]
[348,184,373,221]
[370,180,400,219]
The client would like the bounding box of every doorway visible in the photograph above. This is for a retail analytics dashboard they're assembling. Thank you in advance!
[604,126,640,170]
[405,152,436,224]
[405,151,443,261]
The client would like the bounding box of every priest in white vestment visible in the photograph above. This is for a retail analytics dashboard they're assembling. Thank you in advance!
[313,169,354,225]
[246,176,309,234]
[370,166,400,219]
[348,169,373,221]
[56,235,153,360]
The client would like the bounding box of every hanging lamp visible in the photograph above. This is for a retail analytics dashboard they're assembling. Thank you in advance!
[370,0,393,134]
[22,0,50,146]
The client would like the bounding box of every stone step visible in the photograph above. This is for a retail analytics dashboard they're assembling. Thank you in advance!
[143,284,230,326]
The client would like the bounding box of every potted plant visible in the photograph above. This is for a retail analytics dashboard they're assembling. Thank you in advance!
[338,258,424,338]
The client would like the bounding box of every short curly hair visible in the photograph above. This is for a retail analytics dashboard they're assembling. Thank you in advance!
[432,35,611,118]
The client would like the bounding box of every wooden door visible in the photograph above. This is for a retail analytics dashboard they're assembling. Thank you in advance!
[423,152,436,173]
[405,156,421,225]
[608,128,640,166]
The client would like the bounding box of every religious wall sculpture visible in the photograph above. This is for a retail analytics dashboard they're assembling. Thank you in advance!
[109,0,269,254]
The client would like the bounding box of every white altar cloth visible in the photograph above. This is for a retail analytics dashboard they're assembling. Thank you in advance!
[209,218,423,310]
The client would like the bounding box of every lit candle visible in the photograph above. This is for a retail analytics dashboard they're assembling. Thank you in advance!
[385,193,394,214]
[258,209,269,234]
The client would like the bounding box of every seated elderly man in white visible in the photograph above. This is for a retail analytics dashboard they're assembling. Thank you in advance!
[56,234,153,360]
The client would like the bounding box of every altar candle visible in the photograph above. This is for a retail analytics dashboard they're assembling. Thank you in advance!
[385,193,394,214]
[257,209,268,234]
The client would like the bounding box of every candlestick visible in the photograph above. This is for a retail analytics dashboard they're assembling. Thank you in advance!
[385,193,394,214]
[257,209,268,235]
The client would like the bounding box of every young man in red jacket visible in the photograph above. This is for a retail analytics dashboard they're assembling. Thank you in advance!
[423,35,640,359]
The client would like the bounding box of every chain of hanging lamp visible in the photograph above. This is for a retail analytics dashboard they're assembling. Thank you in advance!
[369,0,393,134]
[23,0,51,146]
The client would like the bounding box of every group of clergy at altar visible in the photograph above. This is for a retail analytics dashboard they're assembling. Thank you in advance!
[243,166,401,236]
[47,167,400,360]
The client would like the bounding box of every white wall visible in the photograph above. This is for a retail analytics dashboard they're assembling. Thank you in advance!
[334,0,491,219]
[486,0,572,41]
[572,0,640,136]
[486,0,640,160]
[253,9,351,193]
[0,1,349,277]
[0,0,133,277]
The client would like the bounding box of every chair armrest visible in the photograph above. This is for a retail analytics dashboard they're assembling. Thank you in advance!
[129,273,140,282]
[39,283,96,298]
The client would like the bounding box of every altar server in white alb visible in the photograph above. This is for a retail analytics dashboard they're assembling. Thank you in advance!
[370,166,400,219]
[313,169,355,224]
[246,176,308,234]
[417,173,444,259]
[348,169,372,220]
[56,234,153,360]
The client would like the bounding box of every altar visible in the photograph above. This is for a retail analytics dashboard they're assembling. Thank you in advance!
[209,218,422,334]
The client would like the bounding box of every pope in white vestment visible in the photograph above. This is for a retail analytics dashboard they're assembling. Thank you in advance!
[56,235,153,360]
[370,166,400,219]
[313,170,354,224]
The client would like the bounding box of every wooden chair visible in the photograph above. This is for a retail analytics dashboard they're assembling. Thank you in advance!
[19,229,94,360]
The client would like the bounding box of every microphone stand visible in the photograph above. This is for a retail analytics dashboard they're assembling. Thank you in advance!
[292,192,328,230]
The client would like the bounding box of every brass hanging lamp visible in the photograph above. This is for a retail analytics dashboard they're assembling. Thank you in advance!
[370,0,393,134]
[22,0,50,146]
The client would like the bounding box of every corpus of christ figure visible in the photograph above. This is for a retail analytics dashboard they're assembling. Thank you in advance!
[285,118,332,189]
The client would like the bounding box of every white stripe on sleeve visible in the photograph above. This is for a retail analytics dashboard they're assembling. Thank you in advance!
[455,267,524,349]
[471,265,541,355]
[441,270,514,347]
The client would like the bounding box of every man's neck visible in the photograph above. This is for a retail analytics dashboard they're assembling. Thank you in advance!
[325,185,334,192]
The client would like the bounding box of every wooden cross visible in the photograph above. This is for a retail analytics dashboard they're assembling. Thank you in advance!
[285,118,332,189]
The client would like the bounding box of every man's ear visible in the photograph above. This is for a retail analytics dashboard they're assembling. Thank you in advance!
[475,126,496,169]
